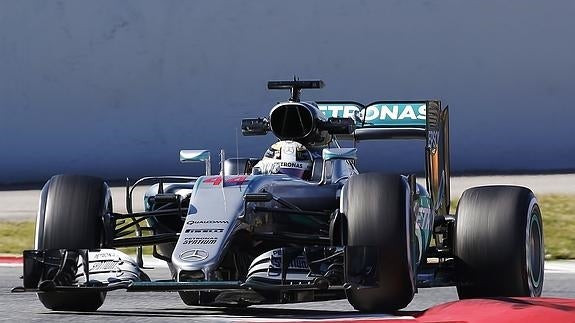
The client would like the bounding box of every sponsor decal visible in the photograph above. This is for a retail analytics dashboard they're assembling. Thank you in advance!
[417,206,432,229]
[318,103,427,127]
[184,228,224,233]
[257,161,308,175]
[364,104,426,122]
[275,162,304,168]
[427,129,440,149]
[186,220,229,225]
[202,175,250,187]
[318,104,363,119]
[91,252,117,260]
[182,237,218,245]
[270,256,308,269]
[417,196,433,231]
[179,249,209,262]
[89,261,117,272]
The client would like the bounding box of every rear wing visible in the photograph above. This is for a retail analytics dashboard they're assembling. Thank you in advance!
[318,100,450,215]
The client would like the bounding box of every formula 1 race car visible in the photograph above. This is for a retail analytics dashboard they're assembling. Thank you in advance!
[14,80,545,312]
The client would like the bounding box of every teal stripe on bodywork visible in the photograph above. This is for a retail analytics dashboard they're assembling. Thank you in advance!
[322,148,357,161]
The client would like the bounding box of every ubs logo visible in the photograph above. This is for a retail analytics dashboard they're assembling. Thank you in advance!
[427,130,440,149]
[179,249,209,262]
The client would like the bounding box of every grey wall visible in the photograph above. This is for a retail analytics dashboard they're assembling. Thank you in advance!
[1,1,574,184]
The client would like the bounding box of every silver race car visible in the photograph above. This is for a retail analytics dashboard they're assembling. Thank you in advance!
[14,80,545,312]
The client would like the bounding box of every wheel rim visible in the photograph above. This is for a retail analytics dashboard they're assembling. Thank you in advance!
[526,202,543,295]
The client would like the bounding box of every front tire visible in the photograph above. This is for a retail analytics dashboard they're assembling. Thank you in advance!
[454,185,544,298]
[342,174,415,312]
[35,174,110,311]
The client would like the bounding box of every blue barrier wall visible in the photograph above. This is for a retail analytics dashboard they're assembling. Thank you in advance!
[1,1,573,184]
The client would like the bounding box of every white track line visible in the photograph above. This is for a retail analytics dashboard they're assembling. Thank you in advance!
[231,314,416,322]
[545,261,575,274]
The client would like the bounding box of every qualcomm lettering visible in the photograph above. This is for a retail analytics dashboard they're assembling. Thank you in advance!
[186,220,229,225]
[318,103,427,126]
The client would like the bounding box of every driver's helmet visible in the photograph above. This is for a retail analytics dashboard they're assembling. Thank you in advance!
[254,140,313,179]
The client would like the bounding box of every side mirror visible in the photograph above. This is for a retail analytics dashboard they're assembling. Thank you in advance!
[319,148,357,184]
[180,150,211,175]
[322,148,357,161]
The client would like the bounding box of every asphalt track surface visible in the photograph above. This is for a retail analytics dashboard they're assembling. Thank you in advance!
[1,262,575,322]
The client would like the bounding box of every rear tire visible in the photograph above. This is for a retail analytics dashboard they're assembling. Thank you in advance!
[35,175,110,311]
[342,174,415,312]
[454,185,544,298]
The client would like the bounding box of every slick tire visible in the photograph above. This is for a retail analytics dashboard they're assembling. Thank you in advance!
[454,186,544,298]
[342,174,415,312]
[35,175,110,311]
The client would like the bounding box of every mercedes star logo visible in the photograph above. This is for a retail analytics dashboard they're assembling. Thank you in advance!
[180,249,209,262]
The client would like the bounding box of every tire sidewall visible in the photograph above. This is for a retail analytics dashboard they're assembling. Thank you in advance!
[454,186,544,298]
[525,199,544,296]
